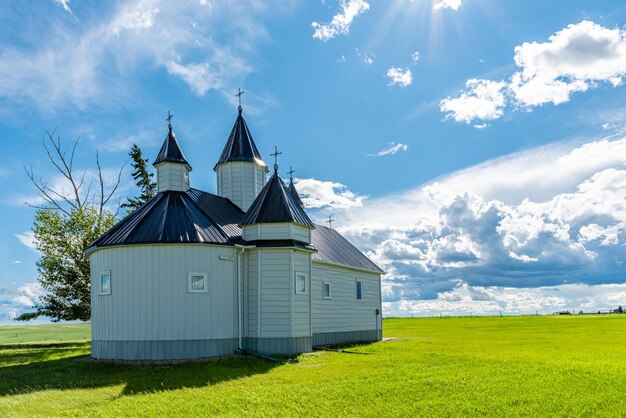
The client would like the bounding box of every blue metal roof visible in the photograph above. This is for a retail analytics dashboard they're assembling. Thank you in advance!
[311,225,384,274]
[214,108,266,169]
[288,180,304,209]
[153,127,190,167]
[240,171,315,228]
[89,190,381,273]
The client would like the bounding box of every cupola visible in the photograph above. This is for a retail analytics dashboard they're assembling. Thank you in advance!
[153,112,191,193]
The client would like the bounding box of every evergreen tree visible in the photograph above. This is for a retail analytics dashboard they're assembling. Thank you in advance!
[122,144,156,211]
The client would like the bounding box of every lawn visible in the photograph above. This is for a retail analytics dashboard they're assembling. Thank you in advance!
[1,316,625,417]
[0,323,90,345]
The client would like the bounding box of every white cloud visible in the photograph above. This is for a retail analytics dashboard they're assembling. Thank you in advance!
[312,0,370,41]
[368,142,408,157]
[336,55,346,63]
[54,0,73,15]
[511,21,626,107]
[432,0,462,11]
[166,61,219,96]
[13,260,22,264]
[411,51,420,62]
[442,21,626,123]
[295,178,365,209]
[386,67,412,87]
[0,0,279,111]
[440,79,507,123]
[333,135,626,313]
[384,282,626,317]
[15,231,37,252]
[356,48,375,64]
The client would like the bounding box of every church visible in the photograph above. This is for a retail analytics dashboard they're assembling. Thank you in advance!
[86,102,383,360]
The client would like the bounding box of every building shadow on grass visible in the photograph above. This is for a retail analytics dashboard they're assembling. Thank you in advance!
[0,343,279,397]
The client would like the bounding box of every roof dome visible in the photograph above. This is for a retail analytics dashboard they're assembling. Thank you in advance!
[240,171,314,228]
[214,108,266,170]
[153,127,190,168]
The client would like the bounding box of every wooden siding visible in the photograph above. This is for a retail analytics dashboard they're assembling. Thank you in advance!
[216,161,266,211]
[157,163,189,192]
[292,250,311,337]
[242,223,311,243]
[311,262,382,334]
[259,249,291,338]
[90,245,236,342]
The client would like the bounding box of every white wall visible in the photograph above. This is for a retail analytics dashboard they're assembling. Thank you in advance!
[244,248,312,338]
[216,161,266,211]
[156,163,190,192]
[242,223,311,243]
[311,262,382,333]
[90,245,236,342]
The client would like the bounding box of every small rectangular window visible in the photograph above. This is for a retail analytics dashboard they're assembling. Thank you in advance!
[356,280,363,301]
[295,273,307,295]
[100,272,111,295]
[188,273,208,293]
[323,282,332,299]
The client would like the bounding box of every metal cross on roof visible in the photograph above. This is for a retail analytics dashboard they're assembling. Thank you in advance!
[166,111,174,129]
[270,146,282,172]
[287,167,295,182]
[326,215,335,229]
[235,88,245,109]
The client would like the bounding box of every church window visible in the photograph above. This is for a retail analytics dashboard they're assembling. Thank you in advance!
[323,282,332,299]
[295,272,308,295]
[188,272,208,293]
[356,280,363,301]
[100,272,111,295]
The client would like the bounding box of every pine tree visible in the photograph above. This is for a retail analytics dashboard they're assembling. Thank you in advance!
[122,144,156,211]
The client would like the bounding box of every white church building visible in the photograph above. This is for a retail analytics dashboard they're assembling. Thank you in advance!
[87,104,383,360]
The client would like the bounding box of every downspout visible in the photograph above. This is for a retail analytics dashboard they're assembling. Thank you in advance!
[235,244,255,351]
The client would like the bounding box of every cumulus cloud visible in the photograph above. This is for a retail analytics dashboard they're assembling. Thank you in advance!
[384,282,626,317]
[295,178,366,209]
[442,21,626,123]
[312,0,369,41]
[333,136,626,315]
[368,142,408,157]
[386,67,412,87]
[432,0,462,11]
[440,79,506,123]
[411,51,420,62]
[0,0,278,111]
[0,282,45,323]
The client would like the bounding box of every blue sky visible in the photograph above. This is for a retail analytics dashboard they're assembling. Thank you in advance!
[1,0,626,321]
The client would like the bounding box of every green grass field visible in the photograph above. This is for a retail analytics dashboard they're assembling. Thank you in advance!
[0,323,90,345]
[1,316,625,417]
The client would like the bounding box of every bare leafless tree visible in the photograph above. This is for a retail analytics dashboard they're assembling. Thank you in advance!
[24,129,126,216]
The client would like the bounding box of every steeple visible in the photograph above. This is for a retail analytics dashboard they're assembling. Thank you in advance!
[240,170,314,228]
[287,167,304,209]
[214,95,268,211]
[153,112,191,193]
[214,103,267,170]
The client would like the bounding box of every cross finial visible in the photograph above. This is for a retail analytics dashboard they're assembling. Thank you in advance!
[235,88,245,113]
[287,167,295,182]
[326,215,335,229]
[270,146,282,173]
[166,111,174,130]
